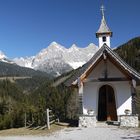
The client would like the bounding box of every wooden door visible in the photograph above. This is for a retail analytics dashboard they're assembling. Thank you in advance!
[98,85,117,121]
[106,85,117,121]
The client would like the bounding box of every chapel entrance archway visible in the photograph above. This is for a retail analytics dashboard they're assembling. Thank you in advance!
[98,85,117,121]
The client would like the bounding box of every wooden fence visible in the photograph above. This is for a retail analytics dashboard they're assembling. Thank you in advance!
[25,108,59,130]
[46,108,59,129]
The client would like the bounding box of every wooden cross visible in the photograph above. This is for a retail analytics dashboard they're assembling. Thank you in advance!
[100,5,105,17]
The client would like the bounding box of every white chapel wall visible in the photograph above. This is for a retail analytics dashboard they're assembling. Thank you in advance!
[82,81,132,116]
[114,81,132,115]
[83,82,98,115]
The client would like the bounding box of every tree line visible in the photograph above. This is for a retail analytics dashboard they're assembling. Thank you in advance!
[0,79,78,130]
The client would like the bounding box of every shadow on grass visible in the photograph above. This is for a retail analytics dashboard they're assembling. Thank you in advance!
[58,119,78,127]
[68,120,78,127]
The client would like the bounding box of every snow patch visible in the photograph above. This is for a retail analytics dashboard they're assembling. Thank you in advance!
[0,51,7,59]
[68,62,86,69]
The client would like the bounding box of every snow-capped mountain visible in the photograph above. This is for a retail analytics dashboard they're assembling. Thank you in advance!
[13,56,35,68]
[64,43,97,69]
[0,51,6,59]
[13,42,98,76]
[0,51,15,64]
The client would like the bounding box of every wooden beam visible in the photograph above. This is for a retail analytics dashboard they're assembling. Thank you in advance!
[103,52,108,79]
[83,77,130,83]
[81,56,103,81]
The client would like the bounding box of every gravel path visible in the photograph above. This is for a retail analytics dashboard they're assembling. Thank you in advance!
[0,126,140,140]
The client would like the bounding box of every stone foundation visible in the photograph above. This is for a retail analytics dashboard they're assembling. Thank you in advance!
[119,115,139,127]
[79,115,139,128]
[79,115,97,127]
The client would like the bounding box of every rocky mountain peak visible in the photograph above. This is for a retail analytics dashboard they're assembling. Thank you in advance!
[68,44,79,52]
[13,42,98,76]
[47,42,66,51]
[87,43,97,49]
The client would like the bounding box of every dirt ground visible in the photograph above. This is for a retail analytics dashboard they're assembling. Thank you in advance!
[0,124,65,136]
[0,125,140,140]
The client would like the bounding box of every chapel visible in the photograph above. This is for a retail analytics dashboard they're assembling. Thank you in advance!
[65,5,140,127]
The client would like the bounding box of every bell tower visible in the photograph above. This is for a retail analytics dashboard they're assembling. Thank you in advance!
[96,5,112,48]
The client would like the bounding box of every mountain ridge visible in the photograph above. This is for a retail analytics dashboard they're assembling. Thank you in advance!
[1,37,140,77]
[13,42,98,76]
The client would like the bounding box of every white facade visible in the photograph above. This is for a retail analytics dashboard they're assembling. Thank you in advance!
[83,81,132,116]
[99,35,111,48]
[82,59,132,118]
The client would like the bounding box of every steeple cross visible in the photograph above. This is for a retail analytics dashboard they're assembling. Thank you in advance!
[100,5,105,17]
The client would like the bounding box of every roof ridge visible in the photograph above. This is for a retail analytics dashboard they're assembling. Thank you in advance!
[105,46,140,79]
[64,44,140,86]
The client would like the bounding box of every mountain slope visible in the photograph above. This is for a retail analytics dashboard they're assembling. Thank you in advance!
[115,37,140,72]
[0,51,48,77]
[0,61,49,77]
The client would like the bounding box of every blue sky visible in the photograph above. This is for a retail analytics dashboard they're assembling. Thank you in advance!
[0,0,139,58]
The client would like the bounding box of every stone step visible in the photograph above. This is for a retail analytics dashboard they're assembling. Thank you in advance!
[96,122,107,127]
[96,122,118,128]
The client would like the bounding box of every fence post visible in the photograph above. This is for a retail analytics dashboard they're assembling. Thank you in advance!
[46,108,50,129]
[24,112,27,128]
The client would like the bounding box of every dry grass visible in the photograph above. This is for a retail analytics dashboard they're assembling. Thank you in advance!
[0,124,65,136]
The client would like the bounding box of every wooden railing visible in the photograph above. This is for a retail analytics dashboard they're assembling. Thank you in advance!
[25,108,59,130]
